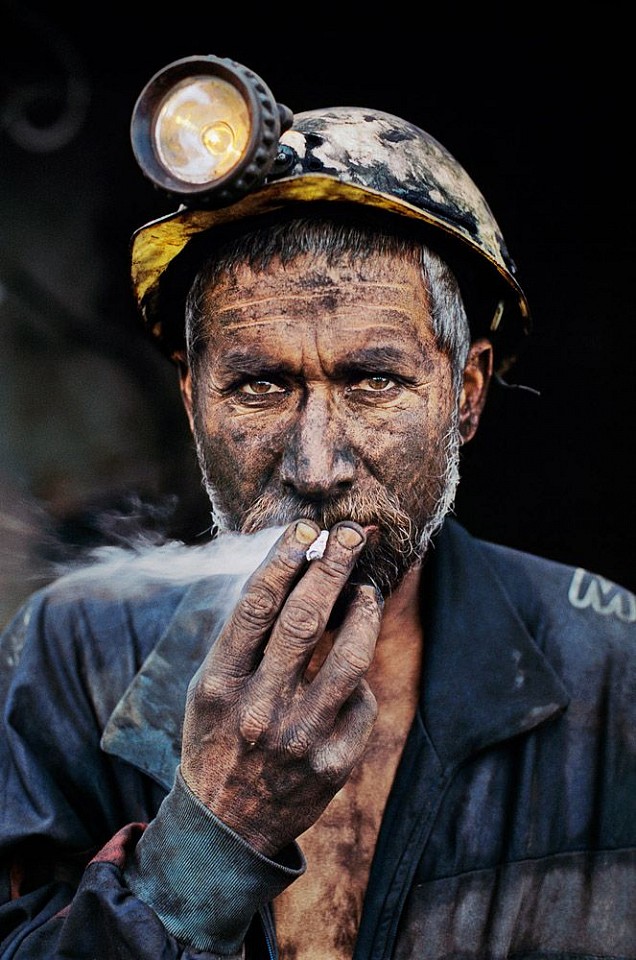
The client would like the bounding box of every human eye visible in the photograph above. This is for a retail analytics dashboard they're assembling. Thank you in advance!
[238,379,286,396]
[353,374,397,393]
[350,375,398,393]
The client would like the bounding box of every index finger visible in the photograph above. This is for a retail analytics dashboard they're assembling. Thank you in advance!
[208,519,321,678]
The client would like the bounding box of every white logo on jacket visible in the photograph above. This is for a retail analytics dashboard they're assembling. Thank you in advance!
[568,569,636,622]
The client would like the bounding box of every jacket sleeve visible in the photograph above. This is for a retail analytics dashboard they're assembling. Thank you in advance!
[0,589,304,959]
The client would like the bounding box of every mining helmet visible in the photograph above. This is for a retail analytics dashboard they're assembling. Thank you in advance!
[130,55,531,374]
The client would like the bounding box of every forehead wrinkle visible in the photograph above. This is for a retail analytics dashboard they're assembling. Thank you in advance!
[213,280,416,311]
[218,315,301,331]
[219,306,421,333]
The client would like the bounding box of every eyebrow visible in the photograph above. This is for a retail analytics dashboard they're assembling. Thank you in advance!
[214,349,296,379]
[329,345,420,377]
[215,344,424,380]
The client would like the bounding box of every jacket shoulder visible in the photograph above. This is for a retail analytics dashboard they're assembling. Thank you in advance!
[0,548,192,721]
[476,534,636,631]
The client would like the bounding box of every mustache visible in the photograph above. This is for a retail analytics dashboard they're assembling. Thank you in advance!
[239,485,422,596]
[240,485,413,542]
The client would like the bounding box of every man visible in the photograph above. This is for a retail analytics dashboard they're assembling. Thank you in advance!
[1,56,635,960]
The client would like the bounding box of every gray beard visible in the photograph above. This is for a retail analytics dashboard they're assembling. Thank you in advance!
[193,410,461,596]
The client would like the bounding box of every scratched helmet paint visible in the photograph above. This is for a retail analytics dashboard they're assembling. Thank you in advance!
[130,106,531,373]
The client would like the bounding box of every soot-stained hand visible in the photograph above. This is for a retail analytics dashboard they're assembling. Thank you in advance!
[180,519,382,857]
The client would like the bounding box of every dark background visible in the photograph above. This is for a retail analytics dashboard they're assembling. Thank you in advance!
[0,7,633,625]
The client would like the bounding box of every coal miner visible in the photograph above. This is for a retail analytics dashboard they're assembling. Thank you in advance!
[1,54,635,959]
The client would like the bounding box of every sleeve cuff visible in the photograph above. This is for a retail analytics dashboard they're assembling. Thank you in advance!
[124,766,305,954]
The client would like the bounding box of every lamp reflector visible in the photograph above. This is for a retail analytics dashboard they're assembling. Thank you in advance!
[153,76,251,185]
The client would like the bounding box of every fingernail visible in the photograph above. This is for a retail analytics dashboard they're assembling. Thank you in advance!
[296,520,319,545]
[336,524,364,548]
[360,583,385,608]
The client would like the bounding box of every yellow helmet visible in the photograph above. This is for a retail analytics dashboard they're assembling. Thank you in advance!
[130,57,530,374]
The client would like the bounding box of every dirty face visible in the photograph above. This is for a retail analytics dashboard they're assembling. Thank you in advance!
[179,248,491,593]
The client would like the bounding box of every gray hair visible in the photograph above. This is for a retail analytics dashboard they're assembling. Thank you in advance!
[184,215,471,392]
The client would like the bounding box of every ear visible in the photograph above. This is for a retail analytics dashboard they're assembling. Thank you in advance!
[173,351,195,434]
[458,338,493,444]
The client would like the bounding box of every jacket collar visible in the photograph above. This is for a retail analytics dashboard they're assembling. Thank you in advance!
[101,574,246,789]
[102,519,569,789]
[419,519,569,770]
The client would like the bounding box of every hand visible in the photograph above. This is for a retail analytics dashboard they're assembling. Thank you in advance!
[180,519,382,856]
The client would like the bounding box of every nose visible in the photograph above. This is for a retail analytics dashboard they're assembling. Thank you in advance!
[280,390,356,499]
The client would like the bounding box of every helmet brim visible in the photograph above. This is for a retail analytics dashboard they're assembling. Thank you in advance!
[131,173,531,373]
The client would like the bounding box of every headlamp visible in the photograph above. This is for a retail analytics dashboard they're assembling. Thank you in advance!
[130,55,293,208]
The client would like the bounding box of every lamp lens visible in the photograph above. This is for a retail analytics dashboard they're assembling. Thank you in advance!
[153,76,251,184]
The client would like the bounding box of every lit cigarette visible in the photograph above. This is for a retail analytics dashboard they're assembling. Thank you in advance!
[306,529,329,561]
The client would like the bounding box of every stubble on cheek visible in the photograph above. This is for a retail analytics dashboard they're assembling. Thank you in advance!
[192,392,284,531]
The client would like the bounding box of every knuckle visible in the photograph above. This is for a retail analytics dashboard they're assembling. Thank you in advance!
[235,583,279,629]
[188,669,229,704]
[238,701,273,744]
[329,641,374,678]
[278,597,324,641]
[282,724,313,759]
[273,551,304,580]
[310,750,347,786]
[317,554,354,582]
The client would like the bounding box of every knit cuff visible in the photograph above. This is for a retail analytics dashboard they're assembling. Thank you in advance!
[124,766,305,954]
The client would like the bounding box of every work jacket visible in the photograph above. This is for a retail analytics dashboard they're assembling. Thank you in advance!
[1,519,635,958]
